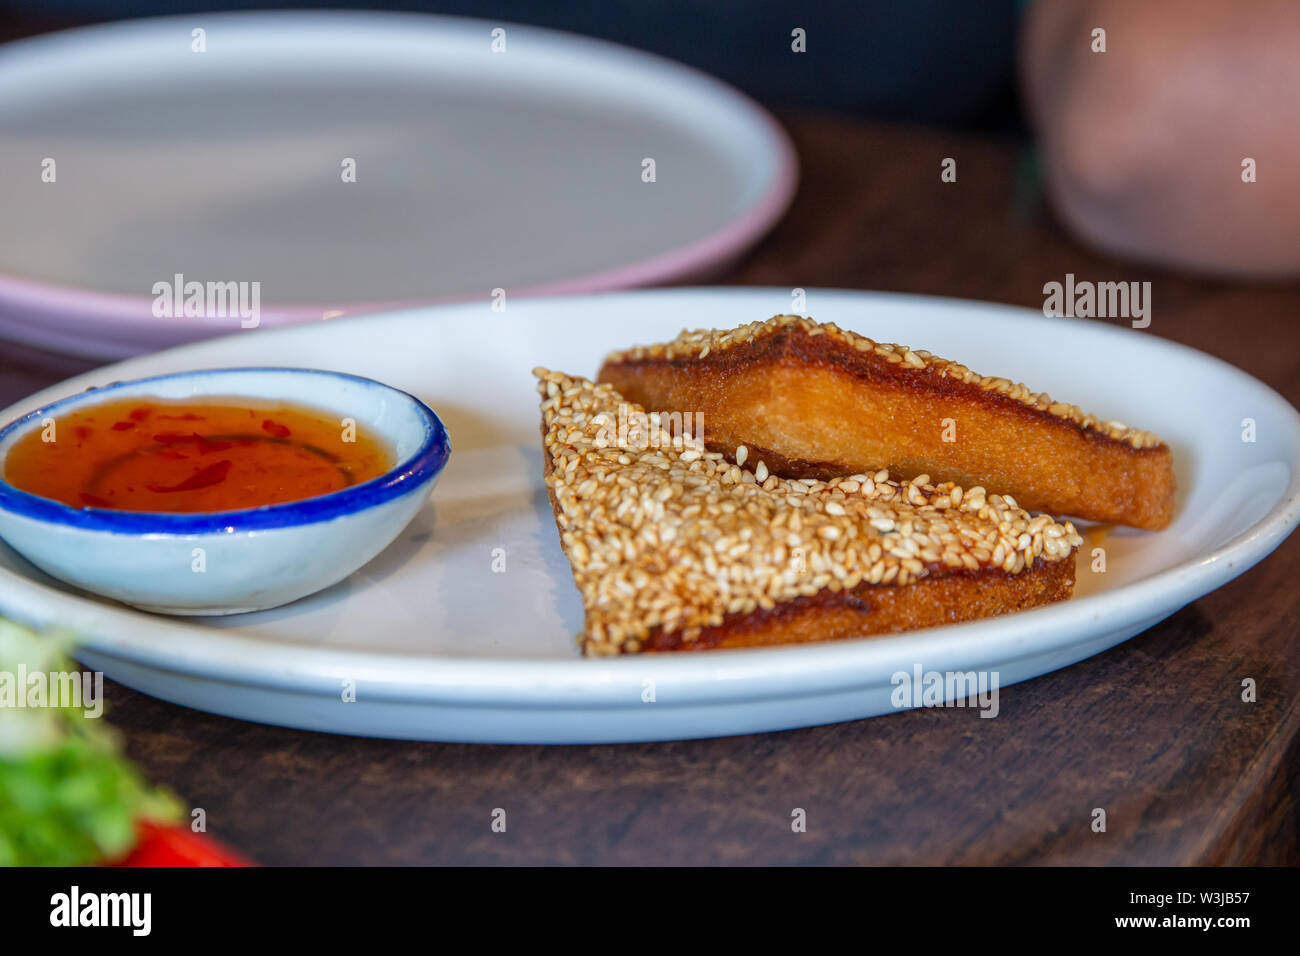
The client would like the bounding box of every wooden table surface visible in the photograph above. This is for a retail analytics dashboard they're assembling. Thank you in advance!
[2,96,1298,864]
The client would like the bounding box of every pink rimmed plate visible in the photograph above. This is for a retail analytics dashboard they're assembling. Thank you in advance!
[0,12,796,358]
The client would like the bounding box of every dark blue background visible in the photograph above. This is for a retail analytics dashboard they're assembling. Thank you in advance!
[0,1,1023,128]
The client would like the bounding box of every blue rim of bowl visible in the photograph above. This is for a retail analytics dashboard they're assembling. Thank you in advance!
[0,367,451,534]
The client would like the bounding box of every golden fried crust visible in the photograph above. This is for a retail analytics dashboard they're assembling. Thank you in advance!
[598,319,1176,530]
[537,368,1082,656]
[643,556,1075,651]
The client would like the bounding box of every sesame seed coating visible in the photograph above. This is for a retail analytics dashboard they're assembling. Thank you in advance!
[602,314,1166,450]
[535,368,1083,656]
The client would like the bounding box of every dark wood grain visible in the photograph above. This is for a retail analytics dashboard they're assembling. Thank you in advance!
[1,101,1297,864]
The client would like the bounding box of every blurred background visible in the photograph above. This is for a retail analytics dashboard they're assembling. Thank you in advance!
[2,0,1296,390]
[1,0,1025,129]
[4,0,1297,288]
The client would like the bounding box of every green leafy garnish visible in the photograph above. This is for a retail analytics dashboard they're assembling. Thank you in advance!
[0,620,182,866]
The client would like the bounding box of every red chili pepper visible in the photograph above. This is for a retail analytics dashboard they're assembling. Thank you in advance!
[261,419,291,438]
[112,822,252,867]
[146,459,232,493]
[193,435,232,454]
[151,432,231,454]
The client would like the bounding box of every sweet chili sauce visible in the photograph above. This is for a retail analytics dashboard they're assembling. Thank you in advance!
[3,397,394,513]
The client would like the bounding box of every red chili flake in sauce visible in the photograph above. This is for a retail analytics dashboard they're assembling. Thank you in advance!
[146,459,233,493]
[4,398,392,513]
[194,435,232,454]
[152,432,232,454]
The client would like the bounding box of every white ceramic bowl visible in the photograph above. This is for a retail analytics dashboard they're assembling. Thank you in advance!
[0,368,450,614]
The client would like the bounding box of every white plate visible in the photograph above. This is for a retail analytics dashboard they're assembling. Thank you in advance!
[1,289,1296,743]
[0,11,795,358]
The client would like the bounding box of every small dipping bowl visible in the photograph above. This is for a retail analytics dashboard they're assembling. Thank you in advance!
[0,368,450,614]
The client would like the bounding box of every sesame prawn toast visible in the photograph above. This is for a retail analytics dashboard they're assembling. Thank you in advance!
[598,316,1176,530]
[535,368,1082,656]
